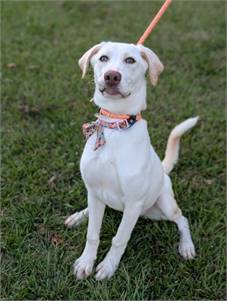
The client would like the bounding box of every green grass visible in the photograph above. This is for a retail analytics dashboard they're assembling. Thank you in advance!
[1,1,226,299]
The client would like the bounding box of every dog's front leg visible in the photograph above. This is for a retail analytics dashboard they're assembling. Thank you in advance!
[95,202,143,281]
[74,191,105,279]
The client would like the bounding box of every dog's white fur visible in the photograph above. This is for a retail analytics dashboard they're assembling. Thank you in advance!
[65,42,198,281]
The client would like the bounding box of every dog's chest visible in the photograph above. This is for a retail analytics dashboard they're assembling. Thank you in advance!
[80,130,125,211]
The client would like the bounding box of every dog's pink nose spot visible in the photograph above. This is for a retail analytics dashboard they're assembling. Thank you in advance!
[104,71,121,86]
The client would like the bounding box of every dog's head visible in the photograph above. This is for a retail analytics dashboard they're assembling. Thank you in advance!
[78,42,164,113]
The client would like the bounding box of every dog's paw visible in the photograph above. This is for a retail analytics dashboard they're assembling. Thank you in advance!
[65,209,88,228]
[179,240,196,260]
[73,256,94,280]
[95,257,118,281]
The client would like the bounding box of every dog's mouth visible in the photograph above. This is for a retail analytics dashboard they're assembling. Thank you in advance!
[99,87,131,99]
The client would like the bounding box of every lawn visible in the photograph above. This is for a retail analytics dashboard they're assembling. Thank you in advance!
[1,1,226,300]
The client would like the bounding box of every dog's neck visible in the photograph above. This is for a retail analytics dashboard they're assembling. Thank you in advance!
[93,79,147,115]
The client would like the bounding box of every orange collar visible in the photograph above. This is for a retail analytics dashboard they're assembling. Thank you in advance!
[100,108,142,121]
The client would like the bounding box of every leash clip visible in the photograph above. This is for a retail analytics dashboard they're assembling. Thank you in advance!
[117,119,129,130]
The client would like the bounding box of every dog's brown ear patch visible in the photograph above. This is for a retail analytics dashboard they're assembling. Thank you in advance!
[137,45,164,86]
[78,43,103,78]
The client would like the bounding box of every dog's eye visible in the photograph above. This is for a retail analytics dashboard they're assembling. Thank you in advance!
[125,57,136,64]
[99,55,109,62]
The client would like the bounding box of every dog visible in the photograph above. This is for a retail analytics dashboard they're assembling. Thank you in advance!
[65,42,198,281]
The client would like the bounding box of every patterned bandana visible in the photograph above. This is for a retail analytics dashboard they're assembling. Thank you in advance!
[82,110,142,150]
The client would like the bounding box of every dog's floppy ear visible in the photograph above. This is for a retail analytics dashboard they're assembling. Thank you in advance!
[137,45,164,86]
[78,43,103,78]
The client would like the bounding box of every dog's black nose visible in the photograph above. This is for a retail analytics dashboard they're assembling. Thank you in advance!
[104,71,122,86]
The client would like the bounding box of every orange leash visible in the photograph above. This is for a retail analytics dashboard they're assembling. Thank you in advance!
[137,0,172,45]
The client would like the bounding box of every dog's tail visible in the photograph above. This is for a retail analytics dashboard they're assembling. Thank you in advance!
[162,117,199,174]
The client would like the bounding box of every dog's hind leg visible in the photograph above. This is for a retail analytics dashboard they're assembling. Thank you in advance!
[64,207,88,228]
[145,175,196,259]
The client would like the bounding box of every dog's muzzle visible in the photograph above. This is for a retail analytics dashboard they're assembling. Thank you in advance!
[101,70,123,96]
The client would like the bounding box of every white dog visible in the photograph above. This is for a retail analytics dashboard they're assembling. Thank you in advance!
[65,42,198,281]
